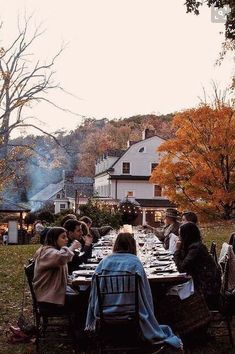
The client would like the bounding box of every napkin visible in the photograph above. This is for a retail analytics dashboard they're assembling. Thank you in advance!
[166,279,194,300]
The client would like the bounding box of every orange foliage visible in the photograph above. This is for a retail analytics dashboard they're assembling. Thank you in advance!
[150,106,235,220]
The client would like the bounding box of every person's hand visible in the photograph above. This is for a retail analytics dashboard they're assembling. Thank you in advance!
[70,240,81,251]
[83,234,93,246]
[175,240,182,251]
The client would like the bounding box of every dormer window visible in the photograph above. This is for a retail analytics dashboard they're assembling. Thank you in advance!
[138,146,145,153]
[122,162,130,174]
[56,193,61,199]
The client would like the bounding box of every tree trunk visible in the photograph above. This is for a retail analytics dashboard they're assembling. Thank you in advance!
[0,113,10,158]
[223,203,233,220]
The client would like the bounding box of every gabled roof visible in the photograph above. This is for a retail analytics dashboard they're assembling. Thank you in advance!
[30,181,64,201]
[0,199,31,212]
[104,149,124,158]
[65,182,94,198]
[30,178,94,201]
[95,135,165,177]
[73,176,94,184]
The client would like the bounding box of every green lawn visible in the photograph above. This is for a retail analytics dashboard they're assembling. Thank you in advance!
[0,222,234,353]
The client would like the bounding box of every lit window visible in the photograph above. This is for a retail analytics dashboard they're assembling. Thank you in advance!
[154,185,162,197]
[151,163,158,173]
[154,211,163,222]
[122,162,130,174]
[127,191,134,197]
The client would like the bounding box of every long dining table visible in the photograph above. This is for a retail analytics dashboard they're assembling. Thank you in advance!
[71,230,209,337]
[72,230,191,287]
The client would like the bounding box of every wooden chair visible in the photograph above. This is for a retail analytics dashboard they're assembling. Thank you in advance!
[24,261,78,353]
[95,273,165,354]
[210,241,218,266]
[209,255,234,347]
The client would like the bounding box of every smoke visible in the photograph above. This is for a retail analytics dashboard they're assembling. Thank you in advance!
[1,134,72,209]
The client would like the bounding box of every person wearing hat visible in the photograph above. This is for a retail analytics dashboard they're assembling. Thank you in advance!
[145,208,180,250]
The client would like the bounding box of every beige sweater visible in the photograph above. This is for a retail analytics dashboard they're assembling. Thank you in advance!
[219,243,235,291]
[33,246,74,305]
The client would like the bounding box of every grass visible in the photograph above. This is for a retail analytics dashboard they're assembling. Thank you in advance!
[201,221,235,251]
[0,222,234,353]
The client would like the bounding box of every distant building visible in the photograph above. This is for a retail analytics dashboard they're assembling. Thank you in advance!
[30,171,94,213]
[94,129,175,226]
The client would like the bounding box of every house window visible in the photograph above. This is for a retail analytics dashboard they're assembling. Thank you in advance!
[154,185,162,197]
[60,203,66,210]
[56,193,61,199]
[151,163,158,173]
[126,191,134,197]
[122,162,130,174]
[138,147,145,153]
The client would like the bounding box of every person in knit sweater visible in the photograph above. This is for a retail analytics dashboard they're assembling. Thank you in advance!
[33,227,79,307]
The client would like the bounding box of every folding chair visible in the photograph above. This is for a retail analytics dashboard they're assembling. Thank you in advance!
[95,273,165,354]
[24,261,79,353]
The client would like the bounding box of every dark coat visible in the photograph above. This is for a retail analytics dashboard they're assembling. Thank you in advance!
[90,227,101,243]
[155,222,180,250]
[174,241,221,299]
[67,238,92,275]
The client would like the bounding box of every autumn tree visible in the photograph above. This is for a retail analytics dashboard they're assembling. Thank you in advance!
[150,105,235,220]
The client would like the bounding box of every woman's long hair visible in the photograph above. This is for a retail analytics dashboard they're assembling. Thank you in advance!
[113,233,137,255]
[44,227,66,249]
[179,222,201,252]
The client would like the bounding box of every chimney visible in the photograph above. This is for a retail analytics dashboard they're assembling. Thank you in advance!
[127,140,138,148]
[64,171,74,183]
[142,128,155,140]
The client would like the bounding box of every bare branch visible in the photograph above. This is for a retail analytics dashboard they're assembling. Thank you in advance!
[13,123,62,146]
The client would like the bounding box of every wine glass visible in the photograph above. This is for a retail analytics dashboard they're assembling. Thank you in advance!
[138,240,145,249]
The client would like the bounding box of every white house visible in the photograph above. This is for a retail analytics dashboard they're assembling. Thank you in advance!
[94,129,175,226]
[30,172,94,214]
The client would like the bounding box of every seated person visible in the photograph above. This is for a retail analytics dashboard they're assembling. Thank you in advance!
[33,227,79,310]
[145,209,180,250]
[79,216,100,243]
[181,211,198,224]
[98,225,114,236]
[219,233,235,291]
[174,222,221,309]
[60,213,77,226]
[63,219,93,274]
[34,220,45,234]
[39,226,51,245]
[79,216,113,243]
[86,232,183,351]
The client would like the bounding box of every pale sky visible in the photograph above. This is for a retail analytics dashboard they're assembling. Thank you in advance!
[1,0,234,135]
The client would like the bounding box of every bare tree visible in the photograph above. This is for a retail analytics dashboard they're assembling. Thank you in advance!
[0,15,71,158]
